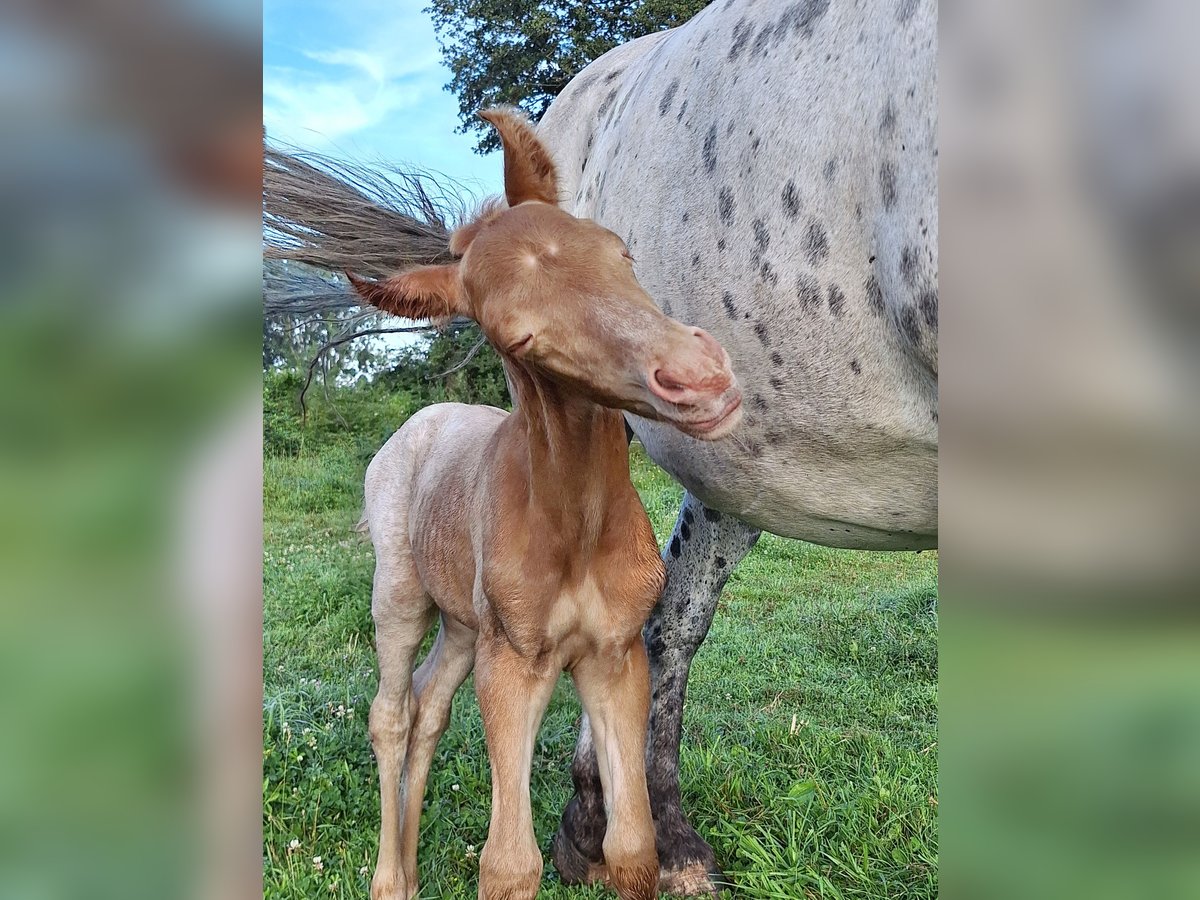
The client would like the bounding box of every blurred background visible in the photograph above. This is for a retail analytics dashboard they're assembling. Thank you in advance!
[0,0,1196,897]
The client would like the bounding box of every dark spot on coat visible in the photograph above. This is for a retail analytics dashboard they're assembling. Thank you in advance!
[770,352,784,366]
[751,136,761,152]
[669,536,681,558]
[752,22,774,57]
[754,322,770,346]
[770,375,786,391]
[715,555,727,568]
[898,306,921,344]
[880,98,897,135]
[702,124,719,173]
[781,180,801,220]
[604,69,624,83]
[880,161,898,209]
[897,0,919,24]
[722,291,738,319]
[900,246,921,286]
[718,187,736,225]
[777,0,831,40]
[752,219,770,255]
[718,238,727,251]
[827,284,846,317]
[729,18,752,60]
[676,99,688,122]
[692,253,701,267]
[805,220,829,264]
[683,508,694,527]
[760,261,779,286]
[797,273,821,311]
[681,521,692,541]
[919,288,938,329]
[866,274,885,314]
[726,121,735,137]
[682,211,689,223]
[850,359,862,374]
[823,158,838,182]
[659,79,680,116]
[703,507,723,523]
[598,88,618,119]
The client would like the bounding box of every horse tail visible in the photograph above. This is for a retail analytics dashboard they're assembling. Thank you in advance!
[263,142,466,316]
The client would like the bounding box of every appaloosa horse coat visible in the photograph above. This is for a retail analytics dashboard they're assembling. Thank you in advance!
[538,0,937,893]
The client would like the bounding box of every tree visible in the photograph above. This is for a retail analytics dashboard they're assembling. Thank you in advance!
[426,0,709,153]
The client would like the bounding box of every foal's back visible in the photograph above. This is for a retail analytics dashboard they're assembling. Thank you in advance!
[364,402,507,628]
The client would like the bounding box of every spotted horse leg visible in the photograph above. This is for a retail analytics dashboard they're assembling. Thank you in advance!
[551,491,761,896]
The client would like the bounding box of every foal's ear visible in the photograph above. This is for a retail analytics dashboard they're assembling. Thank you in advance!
[479,107,560,207]
[347,265,466,320]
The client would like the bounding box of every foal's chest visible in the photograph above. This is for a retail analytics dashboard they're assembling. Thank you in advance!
[479,523,664,664]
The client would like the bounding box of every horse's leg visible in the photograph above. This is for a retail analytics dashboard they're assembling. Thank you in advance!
[552,492,761,896]
[369,562,436,900]
[396,614,476,894]
[570,642,658,900]
[475,636,559,900]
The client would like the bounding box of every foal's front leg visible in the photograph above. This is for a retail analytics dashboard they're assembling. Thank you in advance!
[474,636,559,900]
[571,642,658,900]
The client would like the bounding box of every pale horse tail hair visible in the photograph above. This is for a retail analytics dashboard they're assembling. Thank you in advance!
[262,141,477,318]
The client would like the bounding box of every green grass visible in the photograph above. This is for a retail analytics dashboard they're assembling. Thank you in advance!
[264,411,938,899]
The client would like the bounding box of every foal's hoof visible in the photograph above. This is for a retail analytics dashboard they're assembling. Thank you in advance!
[370,871,414,900]
[658,862,731,897]
[549,826,608,886]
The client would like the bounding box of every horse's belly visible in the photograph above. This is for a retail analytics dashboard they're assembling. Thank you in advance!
[636,420,938,550]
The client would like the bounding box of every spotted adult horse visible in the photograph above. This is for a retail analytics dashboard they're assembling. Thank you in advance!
[537,0,937,893]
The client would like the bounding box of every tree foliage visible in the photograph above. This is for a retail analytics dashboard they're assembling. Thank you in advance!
[426,0,709,152]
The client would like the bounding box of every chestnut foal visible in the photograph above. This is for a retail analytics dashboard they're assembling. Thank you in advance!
[352,109,742,900]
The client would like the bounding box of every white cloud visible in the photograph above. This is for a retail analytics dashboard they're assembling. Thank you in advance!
[301,48,389,85]
[263,64,423,147]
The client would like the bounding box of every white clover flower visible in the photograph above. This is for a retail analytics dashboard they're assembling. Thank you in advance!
[288,838,301,853]
[312,856,323,871]
[450,783,459,792]
[359,866,369,877]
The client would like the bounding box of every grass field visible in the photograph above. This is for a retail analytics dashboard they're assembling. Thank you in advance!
[263,409,938,899]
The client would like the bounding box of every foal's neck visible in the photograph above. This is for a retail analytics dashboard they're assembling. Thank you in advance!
[502,361,633,530]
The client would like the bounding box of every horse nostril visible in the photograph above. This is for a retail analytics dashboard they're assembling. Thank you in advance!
[651,368,692,403]
[653,369,686,392]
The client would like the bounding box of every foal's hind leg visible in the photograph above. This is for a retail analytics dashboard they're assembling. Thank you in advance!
[396,614,476,893]
[369,561,435,900]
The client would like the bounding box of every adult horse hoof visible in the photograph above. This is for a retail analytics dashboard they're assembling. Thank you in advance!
[658,862,730,897]
[549,826,608,886]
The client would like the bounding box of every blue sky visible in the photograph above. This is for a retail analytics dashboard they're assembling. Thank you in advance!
[263,0,501,196]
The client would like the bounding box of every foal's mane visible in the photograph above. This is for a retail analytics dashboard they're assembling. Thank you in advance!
[449,196,508,257]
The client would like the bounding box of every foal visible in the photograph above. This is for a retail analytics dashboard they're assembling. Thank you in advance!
[352,108,742,900]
